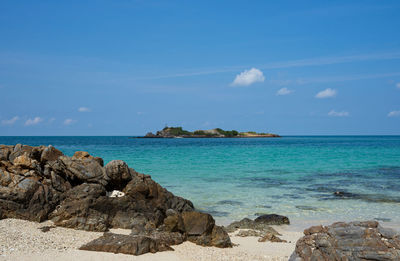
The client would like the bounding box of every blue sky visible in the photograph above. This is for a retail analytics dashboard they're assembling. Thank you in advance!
[1,0,400,135]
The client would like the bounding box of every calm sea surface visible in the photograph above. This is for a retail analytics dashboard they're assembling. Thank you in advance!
[1,136,399,228]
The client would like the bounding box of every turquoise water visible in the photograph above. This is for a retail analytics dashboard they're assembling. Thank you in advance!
[1,136,400,228]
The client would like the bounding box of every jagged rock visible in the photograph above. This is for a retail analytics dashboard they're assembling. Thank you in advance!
[13,154,38,169]
[41,145,63,163]
[49,183,109,231]
[0,145,13,161]
[163,213,185,233]
[50,156,105,185]
[211,225,232,248]
[79,233,173,255]
[289,221,400,261]
[72,151,103,167]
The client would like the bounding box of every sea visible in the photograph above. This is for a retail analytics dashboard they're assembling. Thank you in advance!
[1,136,399,229]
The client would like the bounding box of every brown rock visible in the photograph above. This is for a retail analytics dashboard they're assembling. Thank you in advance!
[163,213,185,233]
[79,233,173,255]
[211,225,232,248]
[304,225,326,235]
[13,154,37,169]
[41,145,63,163]
[72,151,103,166]
[182,211,215,236]
[0,145,13,161]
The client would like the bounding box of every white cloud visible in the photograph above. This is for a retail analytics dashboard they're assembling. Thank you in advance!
[25,117,43,126]
[78,107,91,112]
[232,68,265,86]
[276,87,293,95]
[63,118,76,125]
[396,83,400,89]
[315,88,337,98]
[328,110,349,117]
[388,110,400,117]
[1,116,19,126]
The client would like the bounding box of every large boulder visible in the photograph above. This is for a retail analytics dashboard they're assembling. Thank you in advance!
[289,221,400,261]
[104,160,133,190]
[50,156,105,185]
[182,211,215,236]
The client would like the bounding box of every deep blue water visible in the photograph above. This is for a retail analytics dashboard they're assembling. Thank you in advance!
[1,136,400,227]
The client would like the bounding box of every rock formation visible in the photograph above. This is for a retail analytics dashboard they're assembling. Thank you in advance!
[0,144,231,255]
[289,221,400,261]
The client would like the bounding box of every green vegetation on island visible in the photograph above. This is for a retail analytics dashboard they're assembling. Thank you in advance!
[143,126,280,138]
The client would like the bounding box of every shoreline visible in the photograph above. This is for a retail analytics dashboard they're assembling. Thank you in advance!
[0,218,301,261]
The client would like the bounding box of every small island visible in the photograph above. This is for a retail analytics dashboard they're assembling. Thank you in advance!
[141,126,280,138]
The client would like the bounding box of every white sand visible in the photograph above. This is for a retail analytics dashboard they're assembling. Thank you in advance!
[0,219,302,261]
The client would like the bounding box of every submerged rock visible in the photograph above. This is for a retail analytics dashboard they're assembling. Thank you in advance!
[254,214,290,225]
[0,144,232,255]
[289,221,400,261]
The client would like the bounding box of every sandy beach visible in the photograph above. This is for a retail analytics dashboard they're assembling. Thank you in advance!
[0,218,302,261]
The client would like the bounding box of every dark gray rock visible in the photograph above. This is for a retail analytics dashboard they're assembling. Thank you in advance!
[254,214,290,225]
[290,221,400,261]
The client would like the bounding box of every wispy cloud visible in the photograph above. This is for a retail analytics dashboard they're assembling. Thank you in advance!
[1,116,19,126]
[25,117,43,126]
[276,87,293,95]
[396,83,400,89]
[232,68,265,86]
[137,51,400,80]
[388,110,400,117]
[63,118,76,125]
[316,88,337,98]
[328,110,349,117]
[78,107,91,112]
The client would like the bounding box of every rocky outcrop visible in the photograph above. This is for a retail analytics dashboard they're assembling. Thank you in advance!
[0,144,231,255]
[289,221,400,261]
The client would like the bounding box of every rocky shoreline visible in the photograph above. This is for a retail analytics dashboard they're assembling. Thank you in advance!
[1,144,400,260]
